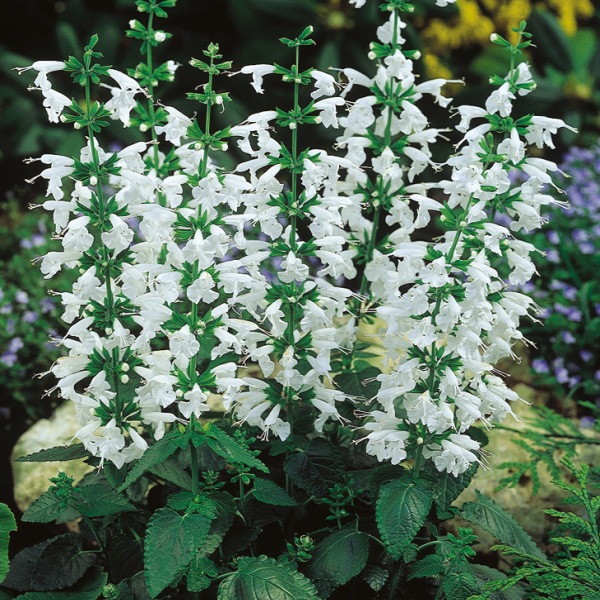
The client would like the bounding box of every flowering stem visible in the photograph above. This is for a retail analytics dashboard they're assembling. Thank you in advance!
[199,61,214,179]
[290,45,300,252]
[145,10,161,171]
[190,432,200,496]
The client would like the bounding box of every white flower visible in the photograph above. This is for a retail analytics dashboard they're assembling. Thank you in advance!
[105,69,143,126]
[485,81,515,117]
[155,106,192,146]
[311,70,337,99]
[362,410,409,465]
[239,64,277,94]
[169,325,199,370]
[179,384,210,419]
[424,434,481,476]
[42,89,71,123]
[101,214,134,255]
[279,251,309,283]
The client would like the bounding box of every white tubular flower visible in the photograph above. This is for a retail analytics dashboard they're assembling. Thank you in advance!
[169,325,200,370]
[424,434,481,476]
[101,214,134,255]
[485,81,515,117]
[311,70,337,99]
[155,106,193,146]
[105,69,143,126]
[42,89,71,123]
[361,410,410,465]
[349,0,367,7]
[179,384,211,419]
[239,64,277,94]
[279,251,310,283]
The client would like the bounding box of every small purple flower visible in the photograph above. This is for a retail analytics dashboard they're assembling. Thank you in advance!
[561,331,576,344]
[31,233,45,247]
[0,352,17,367]
[563,286,577,302]
[546,230,560,245]
[23,310,38,323]
[580,416,595,430]
[572,229,589,243]
[580,350,594,362]
[580,242,595,255]
[0,303,12,315]
[555,367,570,384]
[595,370,600,382]
[8,337,24,353]
[532,358,550,373]
[6,319,15,335]
[40,298,55,314]
[545,249,560,263]
[15,290,29,304]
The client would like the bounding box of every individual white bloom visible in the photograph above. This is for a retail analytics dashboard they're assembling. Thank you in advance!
[512,62,535,95]
[349,0,367,7]
[398,100,428,134]
[101,214,134,255]
[361,410,409,465]
[311,70,337,99]
[419,256,449,288]
[485,81,515,117]
[455,105,487,133]
[62,215,93,253]
[525,116,577,149]
[435,0,456,6]
[415,79,456,108]
[313,97,345,128]
[339,68,373,98]
[105,69,143,126]
[424,433,481,476]
[179,384,210,419]
[407,317,437,350]
[42,89,71,123]
[26,60,66,93]
[169,325,200,370]
[377,13,407,46]
[239,64,277,94]
[275,346,304,390]
[279,251,309,283]
[40,250,82,278]
[84,419,127,468]
[155,106,193,146]
[187,271,219,304]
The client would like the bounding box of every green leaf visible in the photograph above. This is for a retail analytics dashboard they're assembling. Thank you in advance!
[252,478,297,507]
[118,431,183,491]
[376,478,433,560]
[527,9,573,73]
[3,534,95,592]
[471,564,526,599]
[432,463,478,519]
[11,566,107,600]
[334,366,381,400]
[218,556,320,600]
[143,508,211,597]
[148,458,193,490]
[283,439,344,497]
[0,504,16,584]
[75,484,135,518]
[461,492,546,561]
[408,554,444,580]
[198,492,235,558]
[108,537,144,583]
[22,490,68,524]
[204,425,268,473]
[308,529,369,586]
[14,444,88,463]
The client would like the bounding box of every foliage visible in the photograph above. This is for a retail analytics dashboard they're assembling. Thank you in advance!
[472,458,600,599]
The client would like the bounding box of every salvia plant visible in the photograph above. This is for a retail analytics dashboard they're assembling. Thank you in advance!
[2,0,591,598]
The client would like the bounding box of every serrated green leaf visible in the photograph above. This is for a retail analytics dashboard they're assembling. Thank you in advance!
[471,564,526,599]
[14,444,88,463]
[433,463,478,519]
[11,567,107,600]
[21,490,67,524]
[361,564,389,592]
[334,366,381,400]
[283,439,344,497]
[461,492,546,561]
[3,534,95,592]
[118,432,183,491]
[204,425,268,473]
[218,555,320,600]
[408,554,444,580]
[0,503,16,584]
[148,458,193,490]
[252,478,297,506]
[198,492,235,559]
[143,508,212,598]
[308,529,369,586]
[74,483,135,518]
[108,537,144,583]
[376,479,433,560]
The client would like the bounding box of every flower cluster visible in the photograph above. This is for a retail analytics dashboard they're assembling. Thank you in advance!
[21,0,573,480]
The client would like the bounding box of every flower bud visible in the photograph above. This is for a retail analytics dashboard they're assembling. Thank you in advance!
[154,31,167,43]
[121,363,130,372]
[89,176,98,186]
[120,374,129,384]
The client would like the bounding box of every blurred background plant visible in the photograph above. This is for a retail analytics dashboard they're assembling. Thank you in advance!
[0,197,72,432]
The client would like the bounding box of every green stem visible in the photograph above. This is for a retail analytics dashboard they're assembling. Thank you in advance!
[412,443,424,481]
[81,514,104,551]
[387,560,403,600]
[199,63,214,179]
[145,11,161,172]
[84,70,122,425]
[290,44,300,253]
